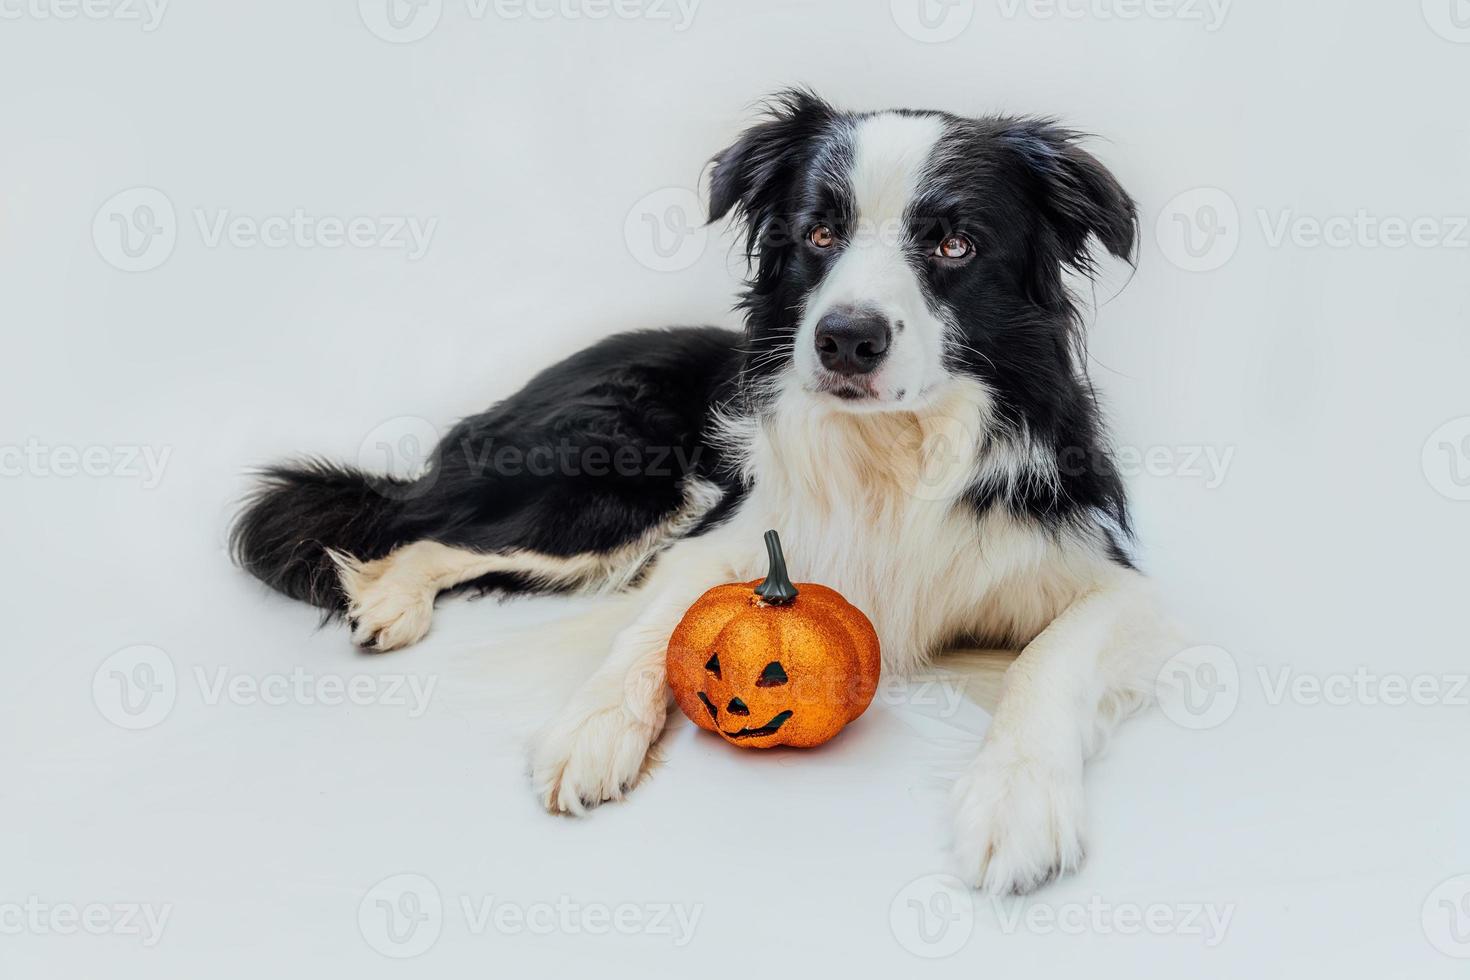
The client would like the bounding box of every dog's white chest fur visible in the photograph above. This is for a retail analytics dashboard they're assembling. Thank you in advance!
[709,381,1105,674]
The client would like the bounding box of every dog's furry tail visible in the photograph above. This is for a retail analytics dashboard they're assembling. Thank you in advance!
[229,460,415,611]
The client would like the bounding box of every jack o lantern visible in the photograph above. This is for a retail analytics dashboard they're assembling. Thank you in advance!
[666,530,881,749]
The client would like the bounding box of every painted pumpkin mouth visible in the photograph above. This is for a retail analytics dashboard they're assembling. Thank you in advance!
[722,710,794,740]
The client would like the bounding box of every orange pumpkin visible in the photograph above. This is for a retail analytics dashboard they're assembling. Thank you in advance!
[666,530,881,748]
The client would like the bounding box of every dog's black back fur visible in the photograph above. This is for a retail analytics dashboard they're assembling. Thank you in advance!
[231,327,743,609]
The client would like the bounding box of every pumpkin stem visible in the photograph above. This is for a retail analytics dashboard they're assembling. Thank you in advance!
[753,529,799,605]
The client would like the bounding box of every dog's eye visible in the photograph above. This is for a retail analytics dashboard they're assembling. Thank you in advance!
[807,224,836,249]
[934,234,973,260]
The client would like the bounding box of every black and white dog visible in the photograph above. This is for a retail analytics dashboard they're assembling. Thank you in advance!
[232,90,1174,894]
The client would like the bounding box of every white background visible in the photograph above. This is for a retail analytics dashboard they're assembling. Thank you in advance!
[3,0,1469,976]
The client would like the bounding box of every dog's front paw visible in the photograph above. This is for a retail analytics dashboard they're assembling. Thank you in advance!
[529,704,660,816]
[951,740,1086,895]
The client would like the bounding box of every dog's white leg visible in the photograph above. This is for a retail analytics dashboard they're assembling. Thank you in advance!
[333,541,641,652]
[529,538,732,814]
[952,567,1174,894]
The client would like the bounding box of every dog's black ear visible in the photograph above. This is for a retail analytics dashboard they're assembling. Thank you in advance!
[707,88,836,254]
[999,120,1138,270]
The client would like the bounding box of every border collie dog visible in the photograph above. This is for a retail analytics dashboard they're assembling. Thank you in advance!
[232,90,1174,894]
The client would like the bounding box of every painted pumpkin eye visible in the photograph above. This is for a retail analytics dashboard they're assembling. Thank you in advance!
[757,661,788,687]
[934,234,973,260]
[704,652,720,678]
[808,224,836,249]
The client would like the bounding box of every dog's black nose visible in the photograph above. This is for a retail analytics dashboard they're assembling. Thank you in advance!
[815,309,890,376]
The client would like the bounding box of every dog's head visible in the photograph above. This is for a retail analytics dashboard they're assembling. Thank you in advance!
[709,89,1136,415]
